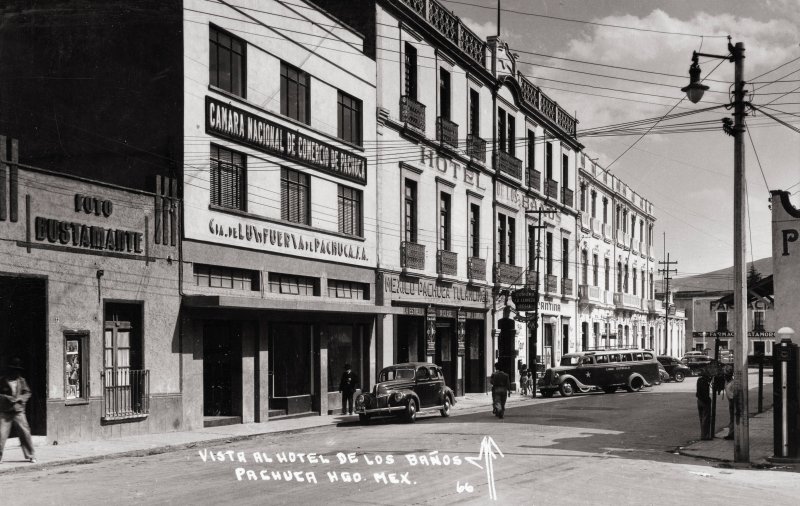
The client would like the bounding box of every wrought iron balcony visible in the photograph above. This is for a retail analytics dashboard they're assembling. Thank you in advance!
[494,262,523,285]
[466,134,486,163]
[401,241,425,270]
[102,369,150,421]
[545,179,558,199]
[437,249,458,277]
[518,73,577,138]
[561,187,574,207]
[436,117,459,150]
[468,256,486,281]
[545,274,558,293]
[400,96,426,134]
[562,277,573,296]
[579,284,604,305]
[494,150,522,180]
[527,168,541,191]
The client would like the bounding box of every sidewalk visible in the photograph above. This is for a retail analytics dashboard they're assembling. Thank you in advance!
[0,391,532,474]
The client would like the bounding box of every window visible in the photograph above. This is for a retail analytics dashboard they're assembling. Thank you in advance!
[562,153,569,190]
[528,225,537,271]
[64,332,88,401]
[439,68,451,120]
[498,108,515,154]
[641,269,645,298]
[210,145,246,211]
[649,273,654,298]
[498,109,507,153]
[623,210,628,232]
[209,26,245,97]
[617,261,623,291]
[631,215,636,238]
[194,264,259,290]
[581,250,588,285]
[497,213,514,263]
[579,184,586,212]
[337,91,362,145]
[716,312,728,332]
[327,280,369,300]
[603,198,608,224]
[281,168,310,225]
[404,179,418,243]
[103,303,145,419]
[469,203,480,258]
[604,258,610,290]
[546,231,553,276]
[561,237,569,279]
[753,310,765,331]
[338,185,362,236]
[508,217,516,264]
[268,273,319,296]
[469,89,480,134]
[327,324,365,391]
[507,115,516,156]
[404,43,417,99]
[639,221,644,243]
[280,62,310,124]
[633,269,638,295]
[439,192,451,250]
[624,265,629,292]
[498,214,507,263]
[545,141,553,180]
[593,254,599,287]
[527,129,536,187]
[591,191,597,218]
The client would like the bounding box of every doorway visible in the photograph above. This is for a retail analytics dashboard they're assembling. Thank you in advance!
[562,323,569,356]
[268,322,313,415]
[434,322,456,390]
[464,320,484,392]
[396,315,424,363]
[0,276,47,435]
[203,321,242,421]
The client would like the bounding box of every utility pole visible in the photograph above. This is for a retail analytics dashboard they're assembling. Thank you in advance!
[525,211,548,377]
[658,252,677,356]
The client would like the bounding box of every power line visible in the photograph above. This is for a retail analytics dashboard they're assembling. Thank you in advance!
[745,120,771,192]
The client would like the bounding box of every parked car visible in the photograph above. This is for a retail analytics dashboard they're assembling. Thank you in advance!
[718,349,735,364]
[354,362,455,424]
[538,350,661,397]
[681,355,714,376]
[657,356,691,382]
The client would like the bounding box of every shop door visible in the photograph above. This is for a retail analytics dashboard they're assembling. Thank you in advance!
[203,322,242,418]
[434,323,456,389]
[562,323,569,356]
[397,315,424,363]
[0,276,47,435]
[465,321,484,392]
[543,324,554,367]
[269,322,313,406]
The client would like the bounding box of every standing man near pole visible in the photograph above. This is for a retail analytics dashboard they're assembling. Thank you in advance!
[696,366,713,440]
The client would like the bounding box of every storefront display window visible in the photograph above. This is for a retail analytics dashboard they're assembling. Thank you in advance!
[328,324,363,391]
[64,331,88,400]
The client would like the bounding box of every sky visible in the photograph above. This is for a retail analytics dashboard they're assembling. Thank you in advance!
[443,0,800,285]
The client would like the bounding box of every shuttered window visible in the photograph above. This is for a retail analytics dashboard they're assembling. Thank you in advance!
[209,26,245,97]
[280,62,310,124]
[210,145,245,210]
[337,91,362,146]
[281,168,310,225]
[404,43,417,99]
[439,192,451,251]
[338,185,362,236]
[404,179,417,243]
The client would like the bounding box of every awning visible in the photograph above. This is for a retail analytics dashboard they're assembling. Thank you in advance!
[182,295,378,314]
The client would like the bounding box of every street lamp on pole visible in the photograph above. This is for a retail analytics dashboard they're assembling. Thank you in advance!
[681,39,750,463]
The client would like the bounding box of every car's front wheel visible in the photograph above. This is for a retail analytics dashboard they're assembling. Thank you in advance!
[674,371,685,383]
[559,380,576,397]
[626,375,644,392]
[405,400,417,423]
[440,398,451,417]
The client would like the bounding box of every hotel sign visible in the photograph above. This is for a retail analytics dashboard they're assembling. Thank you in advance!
[205,96,367,185]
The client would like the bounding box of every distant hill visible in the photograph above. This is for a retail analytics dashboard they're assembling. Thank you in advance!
[655,257,772,295]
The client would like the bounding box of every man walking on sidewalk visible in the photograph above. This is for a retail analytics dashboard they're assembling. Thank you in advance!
[490,362,510,419]
[0,358,36,463]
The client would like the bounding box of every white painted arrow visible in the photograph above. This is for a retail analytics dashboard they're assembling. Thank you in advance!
[465,436,505,501]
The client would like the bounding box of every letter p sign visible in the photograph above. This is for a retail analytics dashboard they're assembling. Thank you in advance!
[782,229,799,256]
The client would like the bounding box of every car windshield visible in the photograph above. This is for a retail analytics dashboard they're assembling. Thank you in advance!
[379,368,415,381]
[560,355,583,366]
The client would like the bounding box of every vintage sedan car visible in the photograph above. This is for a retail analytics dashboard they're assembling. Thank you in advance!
[681,355,714,376]
[354,363,455,424]
[657,356,691,382]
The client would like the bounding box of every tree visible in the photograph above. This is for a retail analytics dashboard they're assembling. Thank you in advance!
[747,264,762,287]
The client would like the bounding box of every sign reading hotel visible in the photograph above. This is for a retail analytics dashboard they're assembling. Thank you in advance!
[206,96,367,185]
[205,214,371,267]
[380,273,489,307]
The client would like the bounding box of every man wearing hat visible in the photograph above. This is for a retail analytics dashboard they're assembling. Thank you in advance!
[0,358,36,463]
[338,363,359,416]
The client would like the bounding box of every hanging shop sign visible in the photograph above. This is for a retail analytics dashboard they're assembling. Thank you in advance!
[457,311,466,357]
[511,287,538,312]
[426,307,437,355]
[206,96,367,185]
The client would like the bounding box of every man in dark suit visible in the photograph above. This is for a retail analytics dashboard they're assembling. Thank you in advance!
[490,362,510,419]
[338,363,359,416]
[0,358,36,463]
[696,366,713,440]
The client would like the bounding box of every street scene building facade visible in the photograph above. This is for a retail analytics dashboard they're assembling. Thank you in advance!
[0,0,678,443]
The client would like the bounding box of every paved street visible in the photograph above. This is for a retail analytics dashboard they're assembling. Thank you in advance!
[1,373,793,506]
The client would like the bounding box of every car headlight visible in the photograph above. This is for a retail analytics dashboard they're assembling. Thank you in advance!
[392,392,404,403]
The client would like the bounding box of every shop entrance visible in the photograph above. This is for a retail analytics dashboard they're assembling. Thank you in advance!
[396,315,425,363]
[434,322,456,390]
[268,322,314,416]
[0,276,47,435]
[464,320,484,393]
[203,321,242,424]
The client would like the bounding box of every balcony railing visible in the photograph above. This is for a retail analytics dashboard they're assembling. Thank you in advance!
[648,245,655,259]
[518,73,577,138]
[494,262,523,285]
[631,240,639,255]
[613,292,642,310]
[102,369,150,421]
[495,150,522,180]
[400,96,426,134]
[580,213,590,232]
[561,187,574,208]
[562,277,573,296]
[401,241,425,270]
[436,117,459,150]
[647,299,663,313]
[527,168,541,191]
[579,284,604,305]
[466,134,486,163]
[437,249,458,277]
[603,223,613,240]
[545,179,558,199]
[399,0,487,67]
[546,274,558,293]
[590,217,602,236]
[468,256,486,281]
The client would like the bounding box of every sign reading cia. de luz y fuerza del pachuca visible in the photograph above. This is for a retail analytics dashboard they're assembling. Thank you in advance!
[205,96,367,185]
